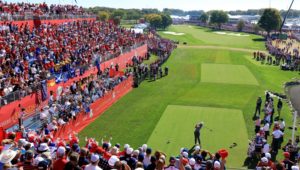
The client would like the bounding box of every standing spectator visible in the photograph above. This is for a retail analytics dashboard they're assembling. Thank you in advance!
[272,126,284,153]
[254,97,262,118]
[282,152,294,170]
[53,147,67,170]
[277,99,283,117]
[85,154,102,170]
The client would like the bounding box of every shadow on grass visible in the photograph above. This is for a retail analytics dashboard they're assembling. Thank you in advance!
[252,38,265,42]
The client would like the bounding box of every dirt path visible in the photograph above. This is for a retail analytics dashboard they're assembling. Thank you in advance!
[178,45,267,53]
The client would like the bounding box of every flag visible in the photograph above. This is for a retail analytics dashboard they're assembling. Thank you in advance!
[41,80,48,101]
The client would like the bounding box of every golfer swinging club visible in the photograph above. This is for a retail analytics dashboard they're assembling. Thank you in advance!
[194,122,203,146]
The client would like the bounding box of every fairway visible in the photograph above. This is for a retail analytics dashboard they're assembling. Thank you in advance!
[147,105,248,168]
[158,25,266,50]
[201,63,259,85]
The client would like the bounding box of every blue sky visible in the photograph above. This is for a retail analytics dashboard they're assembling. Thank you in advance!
[5,0,300,11]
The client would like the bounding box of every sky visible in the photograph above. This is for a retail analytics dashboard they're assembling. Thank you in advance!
[5,0,300,11]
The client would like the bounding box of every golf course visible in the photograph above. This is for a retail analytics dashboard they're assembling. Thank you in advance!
[80,25,299,168]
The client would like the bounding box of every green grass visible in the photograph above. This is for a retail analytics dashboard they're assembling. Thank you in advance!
[143,55,159,65]
[147,105,248,168]
[80,25,300,168]
[201,64,259,85]
[158,25,265,50]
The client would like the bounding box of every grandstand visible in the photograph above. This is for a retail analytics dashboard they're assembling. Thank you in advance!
[0,1,300,170]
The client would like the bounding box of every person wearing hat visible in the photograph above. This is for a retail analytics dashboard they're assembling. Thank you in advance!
[19,150,35,170]
[194,122,203,146]
[53,146,67,170]
[108,155,120,169]
[194,155,202,170]
[85,154,102,170]
[192,146,201,157]
[37,160,50,170]
[282,152,295,170]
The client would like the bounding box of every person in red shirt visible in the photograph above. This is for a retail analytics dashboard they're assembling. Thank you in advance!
[53,146,67,170]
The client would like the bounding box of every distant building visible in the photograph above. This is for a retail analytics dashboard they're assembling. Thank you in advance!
[189,15,200,21]
[171,15,189,24]
[228,14,260,24]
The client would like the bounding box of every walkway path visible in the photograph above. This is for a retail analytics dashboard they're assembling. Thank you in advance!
[178,45,268,53]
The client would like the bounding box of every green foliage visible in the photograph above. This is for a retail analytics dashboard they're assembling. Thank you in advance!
[125,9,142,20]
[141,8,160,14]
[111,9,125,19]
[199,12,209,24]
[237,20,245,32]
[98,11,109,21]
[258,8,282,34]
[161,14,172,30]
[253,24,263,34]
[145,14,172,29]
[209,10,229,29]
[145,14,162,29]
[163,8,203,16]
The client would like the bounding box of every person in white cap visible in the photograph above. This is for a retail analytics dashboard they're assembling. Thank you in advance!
[118,144,130,157]
[192,145,201,157]
[257,157,270,169]
[85,154,102,170]
[108,155,119,168]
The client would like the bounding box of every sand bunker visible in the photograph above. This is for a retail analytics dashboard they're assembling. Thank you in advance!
[163,31,185,36]
[214,32,250,37]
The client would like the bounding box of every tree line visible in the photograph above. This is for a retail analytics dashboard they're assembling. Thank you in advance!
[86,7,172,29]
[86,6,286,36]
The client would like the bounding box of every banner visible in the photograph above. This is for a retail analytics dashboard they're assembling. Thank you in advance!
[53,77,133,140]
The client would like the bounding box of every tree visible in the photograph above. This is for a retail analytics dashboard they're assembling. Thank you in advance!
[111,9,125,19]
[199,13,209,24]
[209,10,229,29]
[110,9,125,25]
[258,8,282,35]
[237,20,245,32]
[98,11,109,21]
[160,14,172,30]
[253,24,263,34]
[125,9,142,20]
[145,14,162,29]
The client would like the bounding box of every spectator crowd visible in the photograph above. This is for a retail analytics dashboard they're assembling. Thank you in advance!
[265,38,300,71]
[0,1,91,20]
[0,130,229,170]
[0,20,145,105]
[245,92,300,170]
